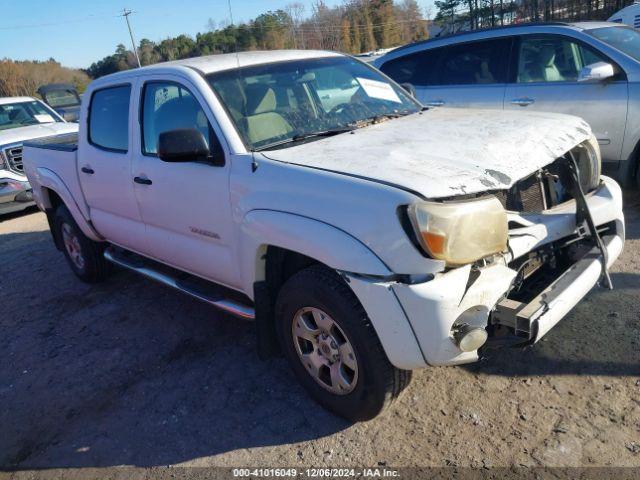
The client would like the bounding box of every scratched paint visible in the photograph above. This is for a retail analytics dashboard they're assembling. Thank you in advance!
[261,108,592,199]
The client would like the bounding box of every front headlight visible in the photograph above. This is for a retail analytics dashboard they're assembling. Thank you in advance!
[407,196,508,266]
[572,136,601,192]
[0,149,6,170]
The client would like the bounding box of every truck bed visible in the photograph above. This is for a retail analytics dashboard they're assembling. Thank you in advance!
[22,132,89,220]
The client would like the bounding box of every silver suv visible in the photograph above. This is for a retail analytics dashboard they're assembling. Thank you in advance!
[374,22,640,188]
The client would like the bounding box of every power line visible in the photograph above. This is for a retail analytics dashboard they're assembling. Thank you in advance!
[0,12,120,30]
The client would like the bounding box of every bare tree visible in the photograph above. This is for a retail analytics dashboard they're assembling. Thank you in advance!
[286,2,307,48]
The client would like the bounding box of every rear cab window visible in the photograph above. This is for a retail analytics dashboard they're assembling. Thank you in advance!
[88,84,131,152]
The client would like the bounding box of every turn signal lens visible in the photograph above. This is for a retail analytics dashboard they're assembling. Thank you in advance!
[407,196,508,266]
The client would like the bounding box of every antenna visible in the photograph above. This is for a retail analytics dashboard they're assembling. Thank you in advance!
[227,0,240,68]
[121,8,141,68]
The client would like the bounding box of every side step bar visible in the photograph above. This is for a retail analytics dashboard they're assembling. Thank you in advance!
[104,248,255,320]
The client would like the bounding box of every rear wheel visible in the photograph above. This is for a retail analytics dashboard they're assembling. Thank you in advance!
[53,205,109,283]
[275,264,411,421]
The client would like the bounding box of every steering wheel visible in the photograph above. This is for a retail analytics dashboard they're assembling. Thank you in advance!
[328,102,367,119]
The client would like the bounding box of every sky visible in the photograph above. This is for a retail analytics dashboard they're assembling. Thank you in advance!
[1,0,435,69]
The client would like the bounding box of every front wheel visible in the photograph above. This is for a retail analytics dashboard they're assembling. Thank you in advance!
[275,265,411,421]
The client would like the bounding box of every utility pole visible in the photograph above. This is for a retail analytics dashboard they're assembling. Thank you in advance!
[121,8,141,68]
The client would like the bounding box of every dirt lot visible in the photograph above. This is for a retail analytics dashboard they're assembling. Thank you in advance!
[0,191,639,474]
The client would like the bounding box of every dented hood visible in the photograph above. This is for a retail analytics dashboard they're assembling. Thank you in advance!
[260,108,592,199]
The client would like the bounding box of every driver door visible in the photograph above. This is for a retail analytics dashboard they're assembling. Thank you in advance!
[505,34,628,165]
[131,76,239,289]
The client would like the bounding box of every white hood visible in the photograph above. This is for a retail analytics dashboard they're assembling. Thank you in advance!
[0,122,78,147]
[260,108,593,198]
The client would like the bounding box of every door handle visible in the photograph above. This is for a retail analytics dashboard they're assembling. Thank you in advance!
[133,176,152,185]
[510,97,535,107]
[81,166,94,175]
[425,100,445,107]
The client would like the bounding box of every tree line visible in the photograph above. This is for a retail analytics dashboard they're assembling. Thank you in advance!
[87,0,429,78]
[434,0,635,33]
[0,59,90,97]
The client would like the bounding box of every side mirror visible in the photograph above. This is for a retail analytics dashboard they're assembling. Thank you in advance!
[157,128,210,163]
[400,82,417,97]
[578,62,615,83]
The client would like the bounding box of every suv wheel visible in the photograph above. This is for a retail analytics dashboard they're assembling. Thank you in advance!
[53,205,109,283]
[275,265,411,421]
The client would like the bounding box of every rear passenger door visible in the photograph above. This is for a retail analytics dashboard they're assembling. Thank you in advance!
[427,37,512,109]
[504,34,628,165]
[78,83,147,252]
[381,38,512,109]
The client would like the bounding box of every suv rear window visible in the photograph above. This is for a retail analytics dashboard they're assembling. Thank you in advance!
[89,85,131,152]
[379,48,441,87]
[436,38,511,85]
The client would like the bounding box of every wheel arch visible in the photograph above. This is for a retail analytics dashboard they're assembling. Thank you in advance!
[240,209,392,296]
[34,168,102,242]
[240,210,417,365]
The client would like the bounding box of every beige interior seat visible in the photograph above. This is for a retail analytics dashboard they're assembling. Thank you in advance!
[244,84,293,145]
[539,46,564,82]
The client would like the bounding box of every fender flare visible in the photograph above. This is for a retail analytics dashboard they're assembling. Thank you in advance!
[240,209,427,369]
[239,209,392,294]
[34,167,102,242]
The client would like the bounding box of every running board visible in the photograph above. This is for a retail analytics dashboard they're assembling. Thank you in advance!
[104,248,255,320]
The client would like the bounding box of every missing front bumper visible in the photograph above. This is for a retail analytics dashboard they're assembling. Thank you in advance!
[489,233,623,346]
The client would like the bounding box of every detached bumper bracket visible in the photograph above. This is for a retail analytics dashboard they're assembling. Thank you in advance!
[567,153,613,290]
[491,235,615,343]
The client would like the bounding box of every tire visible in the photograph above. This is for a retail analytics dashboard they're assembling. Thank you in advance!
[274,264,411,421]
[53,205,109,283]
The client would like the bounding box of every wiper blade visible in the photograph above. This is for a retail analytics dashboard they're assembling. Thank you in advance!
[253,126,355,152]
[291,126,356,141]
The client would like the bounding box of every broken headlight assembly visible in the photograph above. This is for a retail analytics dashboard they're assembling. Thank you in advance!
[571,136,601,192]
[407,196,508,266]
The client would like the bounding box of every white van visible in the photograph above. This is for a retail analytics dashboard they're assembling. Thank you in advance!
[608,3,640,28]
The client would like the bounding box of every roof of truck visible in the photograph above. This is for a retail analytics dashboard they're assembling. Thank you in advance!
[98,50,342,84]
[161,49,340,73]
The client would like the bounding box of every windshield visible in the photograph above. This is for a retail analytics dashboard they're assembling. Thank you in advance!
[0,101,61,131]
[588,26,640,62]
[207,56,420,150]
[43,89,80,108]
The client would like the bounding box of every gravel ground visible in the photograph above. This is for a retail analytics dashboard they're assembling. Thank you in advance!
[0,190,639,475]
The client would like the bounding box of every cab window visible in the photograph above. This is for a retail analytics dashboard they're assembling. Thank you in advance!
[141,81,222,162]
[89,85,131,152]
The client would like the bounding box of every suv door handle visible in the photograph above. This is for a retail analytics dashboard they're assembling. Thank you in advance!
[425,100,445,107]
[133,176,152,185]
[81,166,94,175]
[511,97,535,107]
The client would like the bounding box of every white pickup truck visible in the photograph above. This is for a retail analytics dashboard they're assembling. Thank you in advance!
[23,50,624,421]
[1,97,77,215]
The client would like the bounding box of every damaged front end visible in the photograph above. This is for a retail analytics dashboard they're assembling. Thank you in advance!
[487,145,620,349]
[347,139,624,369]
